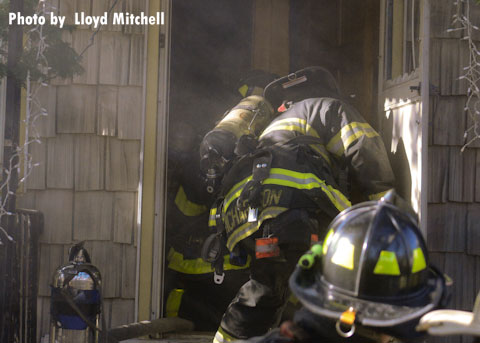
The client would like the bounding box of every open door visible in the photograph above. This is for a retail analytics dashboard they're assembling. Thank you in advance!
[377,0,430,232]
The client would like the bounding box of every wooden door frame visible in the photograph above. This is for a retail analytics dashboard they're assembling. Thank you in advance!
[377,0,430,234]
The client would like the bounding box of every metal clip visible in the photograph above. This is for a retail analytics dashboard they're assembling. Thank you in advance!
[214,271,225,284]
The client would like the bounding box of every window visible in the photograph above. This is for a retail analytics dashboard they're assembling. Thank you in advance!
[385,0,420,80]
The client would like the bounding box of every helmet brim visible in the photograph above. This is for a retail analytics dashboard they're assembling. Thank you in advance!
[289,266,446,328]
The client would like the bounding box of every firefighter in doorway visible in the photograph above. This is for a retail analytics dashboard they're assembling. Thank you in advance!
[164,71,278,330]
[234,191,449,343]
[199,67,396,341]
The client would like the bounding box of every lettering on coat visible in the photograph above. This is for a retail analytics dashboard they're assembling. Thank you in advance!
[224,189,283,232]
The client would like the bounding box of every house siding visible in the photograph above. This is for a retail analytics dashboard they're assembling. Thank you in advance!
[428,1,480,342]
[15,0,146,339]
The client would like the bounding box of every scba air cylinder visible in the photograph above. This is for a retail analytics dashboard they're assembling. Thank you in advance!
[50,243,102,343]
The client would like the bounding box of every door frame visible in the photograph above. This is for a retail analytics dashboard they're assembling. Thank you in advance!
[377,0,430,234]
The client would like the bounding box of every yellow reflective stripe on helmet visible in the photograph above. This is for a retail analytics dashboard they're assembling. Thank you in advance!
[368,190,389,201]
[260,118,320,139]
[238,84,249,97]
[214,326,237,343]
[412,247,427,273]
[265,168,351,212]
[373,250,401,275]
[331,237,355,270]
[174,186,208,216]
[226,206,288,251]
[209,207,217,227]
[327,122,379,157]
[166,288,184,317]
[323,228,334,255]
[167,247,250,274]
[223,176,252,214]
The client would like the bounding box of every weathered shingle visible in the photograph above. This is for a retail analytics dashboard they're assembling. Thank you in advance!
[73,30,100,84]
[477,150,480,202]
[448,147,476,202]
[36,296,50,341]
[51,31,73,86]
[74,135,105,191]
[36,190,74,244]
[110,299,135,328]
[38,243,67,296]
[432,96,466,146]
[467,204,480,255]
[47,135,74,189]
[106,139,140,191]
[26,139,46,190]
[16,191,36,210]
[427,203,467,252]
[428,146,449,203]
[124,0,146,34]
[465,99,480,148]
[444,253,476,311]
[84,241,122,298]
[57,85,97,133]
[73,191,113,241]
[113,192,135,243]
[431,0,462,39]
[129,35,144,86]
[97,86,118,136]
[99,32,130,85]
[91,0,123,31]
[59,0,75,26]
[121,244,136,298]
[117,86,142,139]
[429,39,442,95]
[440,39,469,96]
[32,84,56,138]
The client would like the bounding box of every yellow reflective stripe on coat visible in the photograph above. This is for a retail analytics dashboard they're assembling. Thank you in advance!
[368,190,389,201]
[260,118,320,139]
[226,206,288,251]
[327,122,379,156]
[373,250,401,275]
[265,168,351,212]
[174,186,208,216]
[209,207,217,227]
[214,326,237,343]
[223,176,252,214]
[166,288,184,317]
[167,247,250,274]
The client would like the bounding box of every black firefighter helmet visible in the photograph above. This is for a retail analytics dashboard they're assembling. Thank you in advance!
[289,190,447,340]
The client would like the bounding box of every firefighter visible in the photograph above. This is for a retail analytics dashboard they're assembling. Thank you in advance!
[165,72,278,330]
[200,67,396,342]
[234,191,449,342]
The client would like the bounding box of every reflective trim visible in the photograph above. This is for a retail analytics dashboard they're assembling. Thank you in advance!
[323,228,334,255]
[165,288,184,317]
[226,206,288,251]
[265,168,351,212]
[223,176,252,214]
[175,186,208,216]
[209,207,217,227]
[412,247,427,273]
[214,326,237,343]
[331,237,355,270]
[260,118,320,139]
[327,122,379,156]
[373,250,400,275]
[368,190,389,201]
[238,84,248,97]
[309,143,331,165]
[167,247,250,274]
[223,169,350,217]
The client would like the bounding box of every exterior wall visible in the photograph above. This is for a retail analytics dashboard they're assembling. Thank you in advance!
[428,1,480,341]
[15,0,146,340]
